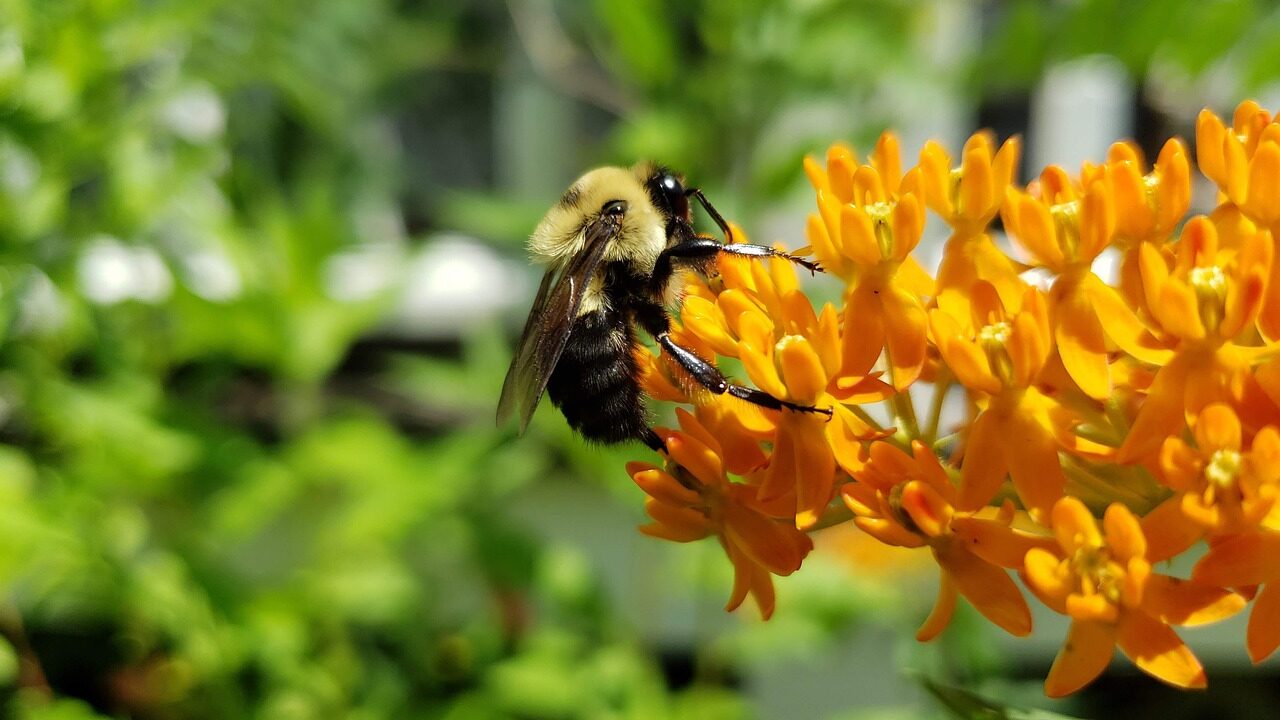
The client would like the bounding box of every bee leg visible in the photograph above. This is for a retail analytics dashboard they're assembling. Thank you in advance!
[685,187,823,274]
[655,332,832,417]
[650,238,820,294]
[643,428,667,452]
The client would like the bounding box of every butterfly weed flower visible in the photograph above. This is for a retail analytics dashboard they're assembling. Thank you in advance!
[841,440,1048,640]
[1024,497,1244,696]
[627,409,813,619]
[620,99,1280,696]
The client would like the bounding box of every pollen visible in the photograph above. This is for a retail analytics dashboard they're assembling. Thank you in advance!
[978,321,1012,348]
[1190,265,1227,295]
[1204,448,1243,489]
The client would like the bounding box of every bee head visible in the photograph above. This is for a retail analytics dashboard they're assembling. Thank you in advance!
[644,167,690,224]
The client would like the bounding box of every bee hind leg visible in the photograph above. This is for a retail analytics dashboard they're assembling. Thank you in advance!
[656,333,832,418]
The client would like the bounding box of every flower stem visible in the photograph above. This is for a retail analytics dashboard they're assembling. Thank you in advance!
[923,370,952,444]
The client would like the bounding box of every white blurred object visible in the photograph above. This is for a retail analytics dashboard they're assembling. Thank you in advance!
[388,235,529,339]
[159,85,226,143]
[180,249,242,302]
[323,242,404,303]
[1030,56,1135,172]
[77,236,174,305]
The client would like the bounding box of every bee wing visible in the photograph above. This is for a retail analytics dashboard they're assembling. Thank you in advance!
[497,215,619,433]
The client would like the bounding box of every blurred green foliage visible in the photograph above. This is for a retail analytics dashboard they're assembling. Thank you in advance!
[1,0,1279,718]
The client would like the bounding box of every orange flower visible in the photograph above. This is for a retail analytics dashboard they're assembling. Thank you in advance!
[928,280,1067,519]
[1153,403,1280,538]
[918,132,1025,316]
[1108,216,1276,462]
[677,243,891,529]
[1023,497,1245,696]
[1197,102,1280,226]
[1106,139,1192,246]
[1193,530,1280,662]
[841,440,1047,640]
[803,135,934,389]
[628,410,813,619]
[1004,168,1116,399]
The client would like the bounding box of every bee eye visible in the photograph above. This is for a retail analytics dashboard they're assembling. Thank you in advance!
[658,174,689,218]
[603,200,627,217]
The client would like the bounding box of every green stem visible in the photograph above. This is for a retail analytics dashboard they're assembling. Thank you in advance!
[804,498,854,532]
[923,370,951,445]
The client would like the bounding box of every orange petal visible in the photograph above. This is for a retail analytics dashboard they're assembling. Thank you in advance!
[842,282,886,378]
[1053,496,1103,553]
[1194,402,1241,453]
[1116,611,1206,690]
[900,481,953,538]
[1140,573,1246,627]
[1083,275,1174,365]
[631,466,701,507]
[1044,620,1116,698]
[738,344,788,400]
[664,433,725,489]
[1196,109,1228,189]
[1118,360,1189,464]
[791,416,837,530]
[640,520,711,543]
[1024,547,1070,608]
[722,502,810,576]
[1004,410,1066,522]
[1055,284,1110,400]
[1141,496,1204,563]
[958,409,1008,511]
[935,542,1033,637]
[1103,503,1147,563]
[1247,582,1280,663]
[777,336,827,404]
[951,515,1053,569]
[916,570,958,642]
[840,205,882,266]
[891,193,925,259]
[1193,531,1280,586]
[1245,141,1280,225]
[1067,592,1119,623]
[882,287,928,390]
[853,516,927,548]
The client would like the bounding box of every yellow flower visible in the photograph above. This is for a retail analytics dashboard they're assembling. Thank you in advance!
[1024,497,1245,696]
[928,280,1067,519]
[628,410,813,619]
[841,440,1047,640]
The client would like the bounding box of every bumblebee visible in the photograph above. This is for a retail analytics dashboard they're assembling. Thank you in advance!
[497,163,829,451]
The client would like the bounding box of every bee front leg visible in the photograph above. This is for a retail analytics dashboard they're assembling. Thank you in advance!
[650,237,820,294]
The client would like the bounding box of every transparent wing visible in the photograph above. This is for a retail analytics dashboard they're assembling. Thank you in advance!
[496,216,618,433]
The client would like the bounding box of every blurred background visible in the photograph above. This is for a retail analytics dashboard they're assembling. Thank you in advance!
[1,1,1280,718]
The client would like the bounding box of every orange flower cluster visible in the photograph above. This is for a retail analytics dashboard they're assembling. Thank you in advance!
[626,100,1280,696]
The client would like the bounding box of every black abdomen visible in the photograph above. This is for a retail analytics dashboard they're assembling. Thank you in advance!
[546,308,648,444]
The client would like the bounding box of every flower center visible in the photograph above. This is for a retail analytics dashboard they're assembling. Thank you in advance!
[978,321,1014,386]
[863,201,895,259]
[1204,449,1242,489]
[1050,200,1081,259]
[1189,265,1227,332]
[1069,546,1124,605]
